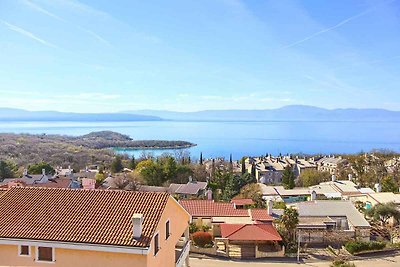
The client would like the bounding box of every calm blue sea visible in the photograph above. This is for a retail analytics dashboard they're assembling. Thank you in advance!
[0,120,399,160]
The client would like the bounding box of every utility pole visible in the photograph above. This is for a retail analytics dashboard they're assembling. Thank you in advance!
[297,229,301,263]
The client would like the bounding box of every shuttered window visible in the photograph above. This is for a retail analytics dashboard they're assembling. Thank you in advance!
[19,245,29,256]
[154,233,159,256]
[38,247,53,262]
[165,220,170,239]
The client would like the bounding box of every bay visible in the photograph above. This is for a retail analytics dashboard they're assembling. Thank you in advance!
[0,120,399,160]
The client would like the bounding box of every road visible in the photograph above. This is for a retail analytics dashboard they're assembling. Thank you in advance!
[189,253,400,267]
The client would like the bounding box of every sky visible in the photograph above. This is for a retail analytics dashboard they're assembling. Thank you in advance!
[0,0,400,113]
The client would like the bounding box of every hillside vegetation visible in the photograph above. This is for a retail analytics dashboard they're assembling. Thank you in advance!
[0,131,195,170]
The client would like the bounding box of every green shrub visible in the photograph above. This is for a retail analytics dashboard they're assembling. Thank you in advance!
[345,241,386,254]
[330,259,356,267]
[189,223,199,234]
[201,224,211,232]
[192,231,213,247]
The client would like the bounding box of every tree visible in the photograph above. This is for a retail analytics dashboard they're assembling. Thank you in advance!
[111,156,124,173]
[95,172,106,186]
[282,166,295,189]
[28,162,55,175]
[251,163,256,177]
[241,157,246,175]
[128,155,136,170]
[200,152,203,165]
[236,183,265,208]
[0,160,16,181]
[381,176,399,193]
[297,169,330,187]
[366,202,400,225]
[136,159,164,186]
[278,207,299,245]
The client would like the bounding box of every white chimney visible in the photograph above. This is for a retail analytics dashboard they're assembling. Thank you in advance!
[331,175,336,182]
[132,214,143,239]
[188,176,193,183]
[348,173,353,181]
[310,190,317,201]
[23,169,28,176]
[267,199,273,216]
[42,169,46,175]
[374,183,382,193]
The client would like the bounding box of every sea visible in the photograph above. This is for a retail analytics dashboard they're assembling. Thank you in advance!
[0,120,399,160]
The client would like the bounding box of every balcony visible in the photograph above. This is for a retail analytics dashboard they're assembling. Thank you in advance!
[175,240,190,267]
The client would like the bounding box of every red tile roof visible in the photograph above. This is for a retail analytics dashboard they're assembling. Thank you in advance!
[179,200,248,217]
[0,187,170,247]
[220,224,282,241]
[250,209,274,222]
[230,198,254,206]
[29,178,72,188]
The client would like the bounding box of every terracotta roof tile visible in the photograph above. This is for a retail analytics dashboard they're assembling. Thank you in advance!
[220,224,282,241]
[179,200,248,217]
[0,187,169,247]
[230,198,254,206]
[250,209,273,222]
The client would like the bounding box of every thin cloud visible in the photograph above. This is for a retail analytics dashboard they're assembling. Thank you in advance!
[1,20,57,48]
[21,0,66,22]
[281,0,398,49]
[21,0,111,46]
[282,9,371,49]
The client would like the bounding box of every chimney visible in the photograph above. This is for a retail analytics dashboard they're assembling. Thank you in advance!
[207,189,213,200]
[331,175,336,182]
[348,173,353,181]
[374,183,382,193]
[42,169,46,176]
[310,190,317,201]
[267,199,273,216]
[132,214,143,239]
[23,169,28,176]
[188,176,193,183]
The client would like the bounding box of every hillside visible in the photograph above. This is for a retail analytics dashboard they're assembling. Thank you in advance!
[0,108,162,122]
[0,131,195,169]
[124,105,400,122]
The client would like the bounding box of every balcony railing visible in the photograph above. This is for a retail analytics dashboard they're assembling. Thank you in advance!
[176,240,190,267]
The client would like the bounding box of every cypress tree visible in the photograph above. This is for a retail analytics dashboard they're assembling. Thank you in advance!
[200,152,203,165]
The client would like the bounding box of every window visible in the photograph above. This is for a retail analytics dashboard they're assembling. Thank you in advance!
[154,233,159,256]
[37,247,54,262]
[165,220,170,240]
[19,245,30,256]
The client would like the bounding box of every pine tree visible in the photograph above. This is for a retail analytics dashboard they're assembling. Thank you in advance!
[241,158,246,175]
[128,155,136,170]
[282,166,295,189]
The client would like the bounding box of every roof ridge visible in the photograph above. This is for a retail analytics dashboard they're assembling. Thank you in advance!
[225,224,247,238]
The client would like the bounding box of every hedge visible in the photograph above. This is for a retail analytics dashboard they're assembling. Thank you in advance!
[192,231,213,247]
[345,240,386,254]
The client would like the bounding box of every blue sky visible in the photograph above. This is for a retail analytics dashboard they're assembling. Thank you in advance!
[0,0,399,112]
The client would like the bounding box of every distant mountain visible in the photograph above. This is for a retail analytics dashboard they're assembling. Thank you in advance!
[0,108,162,122]
[123,105,400,122]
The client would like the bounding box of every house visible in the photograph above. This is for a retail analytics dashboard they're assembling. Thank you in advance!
[0,187,191,267]
[168,180,208,199]
[347,192,400,210]
[219,223,283,259]
[230,198,254,208]
[315,156,347,175]
[179,200,276,234]
[180,199,284,259]
[292,200,371,245]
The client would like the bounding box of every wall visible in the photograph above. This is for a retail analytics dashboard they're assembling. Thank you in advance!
[146,197,191,267]
[0,244,147,267]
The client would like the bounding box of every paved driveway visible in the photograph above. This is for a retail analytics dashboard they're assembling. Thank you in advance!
[189,253,400,267]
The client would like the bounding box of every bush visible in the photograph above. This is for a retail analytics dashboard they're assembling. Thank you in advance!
[192,231,213,247]
[345,241,386,254]
[331,259,356,267]
[201,224,211,232]
[189,223,199,234]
